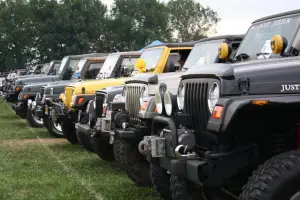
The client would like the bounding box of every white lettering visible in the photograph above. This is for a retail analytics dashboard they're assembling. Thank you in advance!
[281,84,300,92]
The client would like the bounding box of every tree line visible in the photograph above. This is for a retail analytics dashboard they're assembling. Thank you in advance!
[0,0,220,71]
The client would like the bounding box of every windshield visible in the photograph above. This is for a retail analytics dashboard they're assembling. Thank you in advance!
[58,57,69,74]
[96,54,119,79]
[40,63,51,74]
[53,63,61,75]
[140,47,164,71]
[71,59,86,80]
[182,40,221,71]
[235,15,300,60]
[83,62,104,79]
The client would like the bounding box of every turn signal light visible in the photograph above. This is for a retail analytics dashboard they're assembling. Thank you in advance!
[15,87,21,92]
[23,94,28,100]
[251,100,268,106]
[212,106,223,119]
[77,97,84,105]
[140,101,148,111]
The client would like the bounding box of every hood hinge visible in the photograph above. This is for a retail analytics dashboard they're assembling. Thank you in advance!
[238,77,250,94]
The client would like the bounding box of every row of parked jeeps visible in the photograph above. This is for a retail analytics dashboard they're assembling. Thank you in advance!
[4,9,300,200]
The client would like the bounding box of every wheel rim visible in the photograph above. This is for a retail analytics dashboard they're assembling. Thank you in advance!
[291,191,300,200]
[52,117,62,132]
[32,112,44,125]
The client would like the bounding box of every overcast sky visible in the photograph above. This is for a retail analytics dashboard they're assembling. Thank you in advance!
[101,0,300,36]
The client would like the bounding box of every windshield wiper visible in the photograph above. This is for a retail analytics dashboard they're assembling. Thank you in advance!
[256,52,270,59]
[235,53,250,61]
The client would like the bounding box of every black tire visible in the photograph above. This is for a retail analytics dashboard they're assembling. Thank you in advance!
[150,162,172,200]
[239,150,300,200]
[113,139,152,186]
[61,117,78,144]
[170,174,203,200]
[43,117,64,138]
[26,108,44,128]
[91,137,114,161]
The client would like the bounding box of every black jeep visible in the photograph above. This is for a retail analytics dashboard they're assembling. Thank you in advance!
[144,9,300,200]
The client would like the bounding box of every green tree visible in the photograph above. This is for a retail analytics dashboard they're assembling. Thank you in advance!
[168,0,220,41]
[0,0,35,69]
[109,0,172,51]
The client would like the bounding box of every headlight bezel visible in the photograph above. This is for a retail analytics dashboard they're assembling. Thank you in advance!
[155,92,163,114]
[139,85,148,106]
[177,82,185,110]
[207,82,220,113]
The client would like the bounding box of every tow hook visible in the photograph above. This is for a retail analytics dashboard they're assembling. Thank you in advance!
[138,136,165,157]
[175,145,196,159]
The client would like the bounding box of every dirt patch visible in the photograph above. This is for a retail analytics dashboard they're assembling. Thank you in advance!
[0,138,67,146]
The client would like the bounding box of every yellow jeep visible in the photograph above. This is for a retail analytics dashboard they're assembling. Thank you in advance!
[61,43,193,144]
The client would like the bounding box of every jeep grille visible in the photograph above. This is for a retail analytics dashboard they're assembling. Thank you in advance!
[125,84,144,120]
[183,79,215,134]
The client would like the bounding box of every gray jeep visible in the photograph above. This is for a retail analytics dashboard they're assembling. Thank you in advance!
[142,9,300,200]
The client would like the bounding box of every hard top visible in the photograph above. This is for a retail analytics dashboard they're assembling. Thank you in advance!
[109,51,142,56]
[85,56,107,62]
[144,42,196,50]
[68,53,108,59]
[253,9,300,24]
[195,34,244,44]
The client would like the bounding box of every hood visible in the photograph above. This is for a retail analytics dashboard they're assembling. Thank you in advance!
[23,82,51,93]
[69,78,127,95]
[182,57,300,95]
[44,79,80,95]
[16,74,48,79]
[15,75,60,86]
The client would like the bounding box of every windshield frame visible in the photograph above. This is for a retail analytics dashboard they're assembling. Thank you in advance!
[234,14,300,60]
[96,54,120,79]
[140,47,165,72]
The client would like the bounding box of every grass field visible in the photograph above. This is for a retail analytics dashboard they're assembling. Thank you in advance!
[0,99,161,200]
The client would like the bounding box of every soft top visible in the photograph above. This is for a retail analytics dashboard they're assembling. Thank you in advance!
[253,9,300,24]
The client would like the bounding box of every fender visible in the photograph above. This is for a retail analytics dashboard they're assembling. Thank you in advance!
[207,94,300,133]
[73,94,95,109]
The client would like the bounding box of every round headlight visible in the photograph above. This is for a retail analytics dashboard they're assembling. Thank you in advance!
[155,92,163,114]
[208,82,220,113]
[32,101,37,109]
[177,82,185,110]
[27,99,32,107]
[164,91,172,116]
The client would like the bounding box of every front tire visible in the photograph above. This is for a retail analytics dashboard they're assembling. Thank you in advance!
[150,162,172,200]
[61,116,78,144]
[113,139,152,186]
[239,150,300,200]
[43,117,64,138]
[26,108,44,128]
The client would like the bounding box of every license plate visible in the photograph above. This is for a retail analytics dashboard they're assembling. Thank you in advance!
[45,106,49,115]
[106,110,112,120]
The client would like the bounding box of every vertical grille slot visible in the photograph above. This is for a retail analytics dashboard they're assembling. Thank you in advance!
[184,80,210,134]
[40,87,45,96]
[125,84,143,121]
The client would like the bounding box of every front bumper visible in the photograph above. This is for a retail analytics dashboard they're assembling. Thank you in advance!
[4,91,18,102]
[148,115,258,187]
[14,101,26,117]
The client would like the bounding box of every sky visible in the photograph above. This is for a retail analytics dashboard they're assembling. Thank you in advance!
[101,0,300,36]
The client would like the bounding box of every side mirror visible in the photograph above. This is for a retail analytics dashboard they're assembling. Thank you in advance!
[271,35,288,55]
[218,43,232,60]
[134,58,146,73]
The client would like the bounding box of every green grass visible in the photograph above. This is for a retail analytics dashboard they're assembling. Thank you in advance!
[0,99,161,200]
